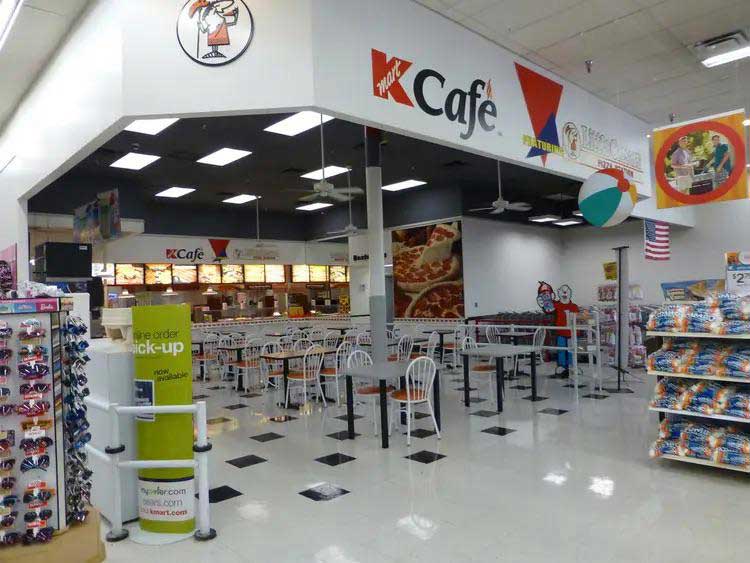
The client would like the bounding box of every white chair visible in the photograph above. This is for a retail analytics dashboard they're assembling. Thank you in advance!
[285,346,325,408]
[356,332,371,347]
[414,331,439,361]
[462,336,496,401]
[485,325,502,344]
[388,334,413,362]
[278,335,295,352]
[348,349,394,436]
[319,341,353,406]
[193,334,218,382]
[228,337,263,391]
[389,357,440,446]
[343,329,358,345]
[323,331,339,350]
[260,341,285,396]
[443,325,465,368]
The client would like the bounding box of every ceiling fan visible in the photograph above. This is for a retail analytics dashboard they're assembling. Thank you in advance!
[469,161,532,214]
[325,169,360,237]
[298,115,364,203]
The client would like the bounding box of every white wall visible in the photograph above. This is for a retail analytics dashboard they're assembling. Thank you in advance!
[462,217,563,316]
[560,199,750,305]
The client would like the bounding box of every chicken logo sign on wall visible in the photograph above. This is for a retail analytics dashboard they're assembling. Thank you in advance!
[177,0,254,66]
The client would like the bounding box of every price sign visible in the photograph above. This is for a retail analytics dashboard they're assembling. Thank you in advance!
[726,251,750,296]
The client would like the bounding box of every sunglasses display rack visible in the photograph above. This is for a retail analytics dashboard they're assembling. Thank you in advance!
[0,297,84,548]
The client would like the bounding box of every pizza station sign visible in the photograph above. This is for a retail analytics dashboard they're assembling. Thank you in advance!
[372,49,497,141]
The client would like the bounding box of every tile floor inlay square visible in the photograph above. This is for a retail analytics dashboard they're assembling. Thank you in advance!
[269,415,297,422]
[404,450,446,464]
[468,397,486,403]
[224,403,249,410]
[207,385,226,390]
[523,395,549,402]
[207,416,233,425]
[482,426,516,436]
[198,485,242,504]
[413,412,430,420]
[240,393,262,399]
[509,385,531,390]
[583,393,609,399]
[326,430,361,440]
[334,414,364,421]
[455,387,477,392]
[539,408,568,415]
[471,410,499,417]
[406,428,437,438]
[192,394,210,400]
[315,453,356,466]
[226,454,267,468]
[299,483,350,501]
[250,432,284,442]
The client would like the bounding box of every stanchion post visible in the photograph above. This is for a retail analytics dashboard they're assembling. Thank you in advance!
[193,401,216,541]
[104,403,128,542]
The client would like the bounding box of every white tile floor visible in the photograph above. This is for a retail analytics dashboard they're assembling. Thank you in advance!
[103,363,749,562]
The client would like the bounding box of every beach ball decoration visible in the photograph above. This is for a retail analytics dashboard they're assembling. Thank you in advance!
[578,168,637,227]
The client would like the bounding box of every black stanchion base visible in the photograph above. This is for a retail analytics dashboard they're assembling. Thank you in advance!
[562,383,587,389]
[548,374,569,380]
[522,396,548,402]
[106,529,130,543]
[603,387,635,394]
[195,528,218,542]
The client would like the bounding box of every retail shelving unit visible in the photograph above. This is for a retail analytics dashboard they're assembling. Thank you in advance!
[647,330,750,472]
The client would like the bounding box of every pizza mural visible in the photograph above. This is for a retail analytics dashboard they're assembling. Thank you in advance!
[392,222,464,319]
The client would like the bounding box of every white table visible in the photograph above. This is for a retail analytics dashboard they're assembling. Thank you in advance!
[345,361,441,449]
[461,344,542,411]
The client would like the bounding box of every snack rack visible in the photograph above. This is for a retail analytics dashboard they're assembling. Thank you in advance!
[647,329,750,473]
[0,297,91,547]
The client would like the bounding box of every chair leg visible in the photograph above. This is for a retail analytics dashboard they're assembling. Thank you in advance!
[317,379,327,407]
[389,400,395,437]
[428,400,441,439]
[406,401,412,446]
[335,378,341,407]
[372,399,378,436]
[285,380,291,408]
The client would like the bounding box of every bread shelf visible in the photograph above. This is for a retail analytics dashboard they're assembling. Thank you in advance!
[647,370,750,384]
[649,406,750,424]
[646,331,750,340]
[657,454,750,473]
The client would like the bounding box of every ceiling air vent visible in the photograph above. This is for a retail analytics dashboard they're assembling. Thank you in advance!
[690,29,750,68]
[281,167,305,175]
[443,159,468,168]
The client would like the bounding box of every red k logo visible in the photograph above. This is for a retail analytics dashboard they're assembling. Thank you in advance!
[166,249,177,259]
[371,49,413,107]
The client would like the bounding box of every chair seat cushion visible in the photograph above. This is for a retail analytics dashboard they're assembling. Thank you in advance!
[229,360,259,368]
[288,371,314,380]
[356,385,395,395]
[387,354,399,362]
[320,367,337,376]
[443,343,456,349]
[193,355,213,361]
[472,364,495,372]
[391,387,427,402]
[267,370,284,378]
[409,353,423,360]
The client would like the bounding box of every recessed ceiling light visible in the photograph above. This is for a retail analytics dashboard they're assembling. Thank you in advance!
[744,118,750,127]
[197,148,252,166]
[646,134,651,138]
[264,111,334,136]
[155,187,195,198]
[124,118,179,135]
[382,179,427,192]
[0,0,23,54]
[554,218,583,226]
[110,153,161,170]
[572,209,583,217]
[296,202,333,211]
[300,166,348,180]
[701,46,750,68]
[529,214,561,223]
[223,194,257,204]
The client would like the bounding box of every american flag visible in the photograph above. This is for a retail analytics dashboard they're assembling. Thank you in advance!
[644,220,670,261]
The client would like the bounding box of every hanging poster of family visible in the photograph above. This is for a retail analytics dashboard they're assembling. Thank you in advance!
[652,109,748,209]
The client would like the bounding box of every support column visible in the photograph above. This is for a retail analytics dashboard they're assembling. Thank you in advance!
[365,127,387,363]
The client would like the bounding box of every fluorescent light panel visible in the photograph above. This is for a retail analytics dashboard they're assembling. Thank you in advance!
[382,179,427,192]
[223,194,257,204]
[744,118,750,127]
[702,46,750,68]
[572,209,583,217]
[124,118,179,135]
[296,202,333,211]
[110,153,161,170]
[264,112,334,136]
[0,0,23,54]
[529,214,561,223]
[156,187,195,198]
[197,148,252,166]
[554,219,583,226]
[300,166,348,180]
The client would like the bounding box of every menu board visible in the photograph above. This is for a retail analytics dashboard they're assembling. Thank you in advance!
[329,266,347,283]
[309,265,328,282]
[244,264,265,283]
[145,263,172,285]
[198,264,221,284]
[292,265,309,283]
[92,263,115,278]
[265,265,285,283]
[172,265,198,284]
[222,264,244,284]
[115,264,144,285]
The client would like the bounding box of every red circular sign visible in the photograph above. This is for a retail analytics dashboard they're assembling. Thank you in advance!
[654,120,746,205]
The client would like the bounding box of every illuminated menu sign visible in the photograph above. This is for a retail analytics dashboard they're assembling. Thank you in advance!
[221,264,244,284]
[329,266,347,283]
[244,264,265,283]
[265,265,285,283]
[115,264,144,285]
[145,264,172,285]
[292,265,309,283]
[172,265,198,284]
[198,264,221,284]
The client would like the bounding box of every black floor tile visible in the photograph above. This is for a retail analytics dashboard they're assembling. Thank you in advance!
[470,410,499,417]
[315,453,356,467]
[240,393,262,399]
[451,378,464,383]
[455,387,477,392]
[226,454,267,468]
[522,396,548,402]
[482,426,516,436]
[207,385,226,390]
[251,432,285,442]
[509,385,531,390]
[406,428,437,439]
[583,393,609,400]
[562,383,587,388]
[299,483,350,501]
[224,404,249,410]
[468,397,487,403]
[334,414,364,421]
[192,394,210,400]
[269,415,297,422]
[413,412,430,420]
[207,416,233,425]
[326,430,361,440]
[197,485,242,504]
[539,408,568,415]
[404,450,446,464]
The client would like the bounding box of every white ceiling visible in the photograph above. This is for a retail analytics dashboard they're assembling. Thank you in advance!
[0,0,89,132]
[415,0,750,125]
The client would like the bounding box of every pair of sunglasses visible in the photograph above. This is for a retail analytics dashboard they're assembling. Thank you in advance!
[19,437,53,453]
[18,330,45,341]
[0,459,15,471]
[0,511,17,528]
[68,433,91,451]
[0,350,11,362]
[68,509,88,524]
[64,341,89,353]
[18,364,49,380]
[0,439,12,454]
[22,490,52,504]
[20,455,49,473]
[0,366,9,377]
[0,495,18,507]
[24,509,52,523]
[0,477,15,490]
[16,401,51,417]
[0,327,12,339]
[20,383,50,395]
[23,527,53,544]
[0,405,15,416]
[0,388,9,399]
[0,531,20,545]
